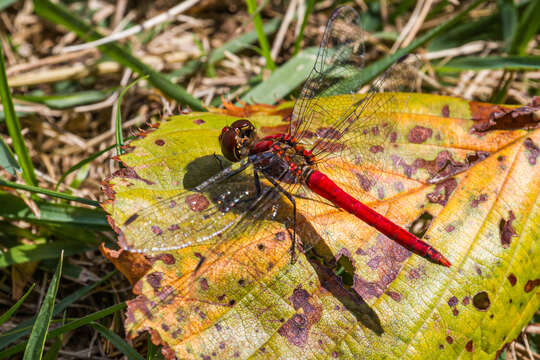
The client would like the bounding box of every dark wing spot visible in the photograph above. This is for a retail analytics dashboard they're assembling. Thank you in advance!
[465,340,474,352]
[155,139,165,146]
[316,127,340,139]
[193,118,206,125]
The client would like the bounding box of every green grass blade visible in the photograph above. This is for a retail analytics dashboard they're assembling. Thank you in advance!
[241,47,318,104]
[498,0,517,51]
[509,0,540,55]
[55,136,135,190]
[0,283,35,326]
[0,240,97,268]
[0,137,20,176]
[22,252,63,360]
[245,0,276,70]
[0,191,108,228]
[0,0,18,12]
[0,178,99,206]
[0,39,37,186]
[243,0,488,104]
[147,338,164,360]
[33,0,204,111]
[15,90,112,110]
[116,78,146,156]
[0,302,125,359]
[42,312,65,360]
[91,322,144,360]
[437,55,540,71]
[292,0,315,55]
[208,17,281,65]
[0,271,116,352]
[342,0,490,92]
[168,18,281,82]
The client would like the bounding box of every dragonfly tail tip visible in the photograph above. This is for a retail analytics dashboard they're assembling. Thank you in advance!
[438,255,451,267]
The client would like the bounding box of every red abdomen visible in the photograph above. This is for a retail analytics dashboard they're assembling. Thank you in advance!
[306,170,450,267]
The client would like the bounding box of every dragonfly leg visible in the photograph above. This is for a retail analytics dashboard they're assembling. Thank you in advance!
[253,169,262,196]
[213,153,224,170]
[262,173,297,264]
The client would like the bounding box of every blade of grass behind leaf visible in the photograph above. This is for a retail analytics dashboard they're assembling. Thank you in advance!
[42,313,65,360]
[0,302,125,359]
[509,0,540,55]
[0,178,99,207]
[437,56,540,72]
[498,0,517,51]
[0,0,17,12]
[91,322,144,360]
[15,90,113,110]
[116,78,146,156]
[0,192,108,228]
[0,39,37,186]
[0,271,116,352]
[0,240,97,268]
[33,0,204,111]
[293,0,315,55]
[245,0,276,70]
[243,0,488,105]
[208,17,281,65]
[22,252,63,360]
[343,0,490,93]
[0,283,35,326]
[0,137,20,176]
[55,136,135,190]
[241,47,318,104]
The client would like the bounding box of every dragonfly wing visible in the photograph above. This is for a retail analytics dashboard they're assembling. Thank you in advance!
[119,154,292,254]
[290,6,366,141]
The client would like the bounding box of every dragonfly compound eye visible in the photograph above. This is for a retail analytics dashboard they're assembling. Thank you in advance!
[219,119,256,162]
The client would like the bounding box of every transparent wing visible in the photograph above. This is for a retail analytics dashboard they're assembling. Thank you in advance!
[287,6,423,205]
[289,6,366,141]
[308,56,423,208]
[119,153,295,254]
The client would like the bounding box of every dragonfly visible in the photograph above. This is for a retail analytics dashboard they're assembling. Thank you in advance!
[120,6,451,268]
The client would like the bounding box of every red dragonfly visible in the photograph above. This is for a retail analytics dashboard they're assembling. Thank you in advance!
[121,6,451,268]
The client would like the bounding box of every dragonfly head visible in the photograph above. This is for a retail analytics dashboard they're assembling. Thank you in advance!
[219,119,257,162]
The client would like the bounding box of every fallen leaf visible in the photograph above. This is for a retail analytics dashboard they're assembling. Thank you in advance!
[103,93,540,359]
